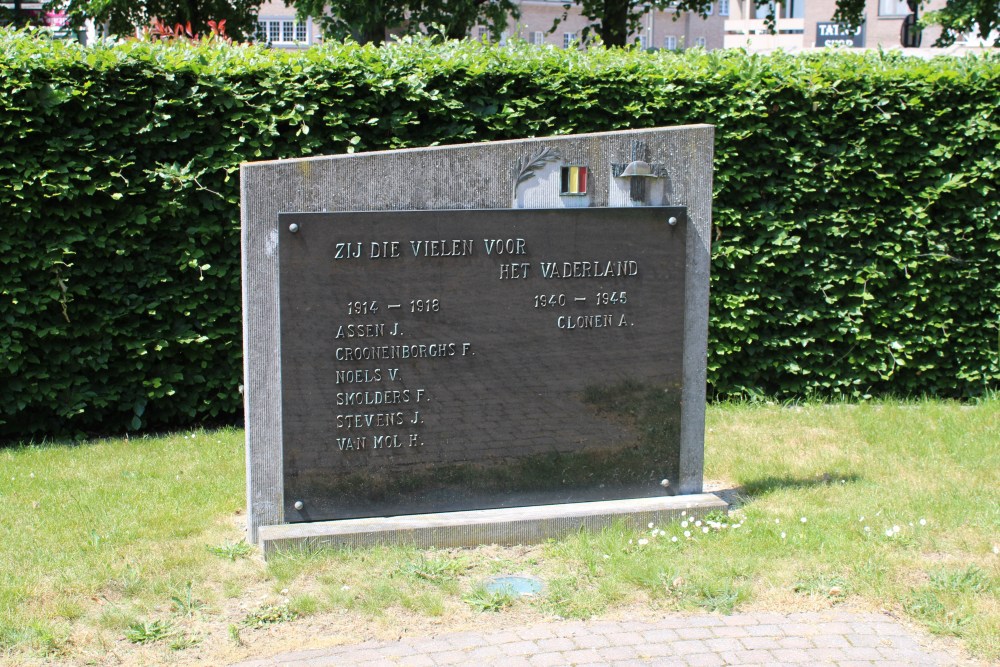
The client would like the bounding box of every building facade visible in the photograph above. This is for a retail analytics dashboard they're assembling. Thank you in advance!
[723,0,948,49]
[252,0,981,52]
[508,0,726,51]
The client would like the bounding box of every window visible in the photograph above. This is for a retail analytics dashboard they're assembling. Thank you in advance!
[563,32,577,48]
[719,0,730,16]
[694,36,707,47]
[637,34,648,49]
[879,0,910,15]
[663,35,678,50]
[257,18,309,46]
[756,0,804,19]
[784,0,805,18]
[477,26,488,41]
[530,30,545,45]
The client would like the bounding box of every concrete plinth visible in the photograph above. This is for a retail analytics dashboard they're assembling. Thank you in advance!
[259,493,727,556]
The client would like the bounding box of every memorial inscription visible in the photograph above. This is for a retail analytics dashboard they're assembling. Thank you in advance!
[279,206,687,522]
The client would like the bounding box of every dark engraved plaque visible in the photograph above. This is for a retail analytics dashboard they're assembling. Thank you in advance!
[279,207,688,522]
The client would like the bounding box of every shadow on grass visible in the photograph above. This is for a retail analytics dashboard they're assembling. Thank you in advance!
[706,472,864,508]
[740,472,864,498]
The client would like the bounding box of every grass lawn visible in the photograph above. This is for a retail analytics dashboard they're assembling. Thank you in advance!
[1,399,997,665]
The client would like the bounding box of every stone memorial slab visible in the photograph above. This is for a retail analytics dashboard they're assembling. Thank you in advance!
[242,126,719,552]
[279,206,686,522]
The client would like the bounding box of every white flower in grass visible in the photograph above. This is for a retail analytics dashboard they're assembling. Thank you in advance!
[681,511,687,516]
[648,522,655,529]
[919,518,927,526]
[800,517,807,523]
[695,521,702,527]
[993,544,999,555]
[681,521,689,528]
[859,516,865,522]
[638,538,649,546]
[775,519,780,524]
[780,532,786,539]
[684,531,691,538]
[892,525,901,534]
[864,526,871,533]
[885,529,894,537]
[702,527,709,534]
[671,536,678,543]
[603,554,610,560]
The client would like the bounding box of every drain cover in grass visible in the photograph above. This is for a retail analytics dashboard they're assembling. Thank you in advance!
[485,575,544,596]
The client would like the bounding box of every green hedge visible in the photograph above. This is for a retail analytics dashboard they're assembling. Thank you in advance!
[1,32,998,441]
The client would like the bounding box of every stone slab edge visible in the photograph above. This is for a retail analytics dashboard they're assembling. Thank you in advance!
[259,493,728,555]
[241,125,715,546]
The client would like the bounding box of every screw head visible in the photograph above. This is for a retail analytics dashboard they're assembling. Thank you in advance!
[293,500,304,510]
[289,223,300,233]
[667,217,678,226]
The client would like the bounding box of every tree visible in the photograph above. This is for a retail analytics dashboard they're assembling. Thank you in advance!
[48,0,263,41]
[554,0,673,47]
[288,0,520,45]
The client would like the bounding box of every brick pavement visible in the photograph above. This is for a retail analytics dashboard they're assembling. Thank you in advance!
[232,610,974,666]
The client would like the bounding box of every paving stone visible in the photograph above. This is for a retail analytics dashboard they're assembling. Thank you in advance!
[704,636,743,653]
[812,634,852,648]
[720,615,757,626]
[808,646,848,662]
[776,635,813,649]
[573,634,611,649]
[536,637,576,652]
[647,659,687,667]
[815,621,855,635]
[499,640,541,656]
[604,631,646,647]
[743,624,783,637]
[636,642,677,658]
[409,639,453,653]
[484,630,523,644]
[527,651,567,667]
[671,639,709,655]
[719,649,773,664]
[739,636,781,650]
[443,632,486,648]
[641,628,680,643]
[518,626,558,641]
[711,625,750,638]
[842,646,886,661]
[675,626,714,640]
[777,623,820,636]
[683,652,726,667]
[559,648,603,663]
[597,645,640,661]
[430,649,469,665]
[771,648,812,663]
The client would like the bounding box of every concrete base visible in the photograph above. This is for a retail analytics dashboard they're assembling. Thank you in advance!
[259,493,728,557]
